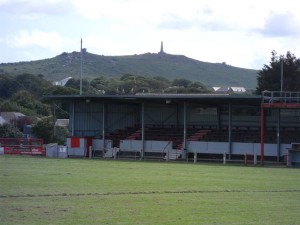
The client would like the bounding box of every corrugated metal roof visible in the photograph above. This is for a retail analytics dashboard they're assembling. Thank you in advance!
[45,93,262,106]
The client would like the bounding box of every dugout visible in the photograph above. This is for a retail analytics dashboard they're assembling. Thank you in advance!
[46,91,300,164]
[45,143,68,158]
[286,145,300,167]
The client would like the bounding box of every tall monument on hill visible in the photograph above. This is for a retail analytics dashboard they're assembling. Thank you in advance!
[159,41,164,54]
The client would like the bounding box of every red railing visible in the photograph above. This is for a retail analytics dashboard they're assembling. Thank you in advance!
[0,138,45,155]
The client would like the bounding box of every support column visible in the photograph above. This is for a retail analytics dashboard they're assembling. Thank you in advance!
[71,101,75,136]
[277,109,281,162]
[182,101,187,160]
[141,102,145,159]
[217,106,221,129]
[102,103,106,157]
[53,103,56,137]
[260,104,265,165]
[228,104,232,160]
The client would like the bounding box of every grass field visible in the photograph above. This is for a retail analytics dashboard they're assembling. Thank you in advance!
[1,155,300,225]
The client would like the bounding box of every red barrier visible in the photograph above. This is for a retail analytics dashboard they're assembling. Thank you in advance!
[0,138,45,156]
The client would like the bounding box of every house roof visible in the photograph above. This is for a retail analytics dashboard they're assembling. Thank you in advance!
[230,87,246,92]
[213,87,246,93]
[55,119,69,127]
[0,112,25,124]
[0,117,6,125]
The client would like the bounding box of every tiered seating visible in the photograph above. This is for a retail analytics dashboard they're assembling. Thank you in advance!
[145,126,182,140]
[262,128,300,143]
[199,127,300,143]
[231,129,260,143]
[187,130,211,141]
[201,128,261,143]
[278,128,300,143]
[201,129,228,142]
[107,127,140,147]
[144,126,183,149]
[106,126,300,149]
[126,129,142,140]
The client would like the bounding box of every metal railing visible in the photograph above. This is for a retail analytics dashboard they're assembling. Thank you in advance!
[262,91,300,104]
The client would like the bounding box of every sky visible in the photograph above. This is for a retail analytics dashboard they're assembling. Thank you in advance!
[1,0,300,69]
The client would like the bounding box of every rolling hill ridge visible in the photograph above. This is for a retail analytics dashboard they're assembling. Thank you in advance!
[0,50,258,89]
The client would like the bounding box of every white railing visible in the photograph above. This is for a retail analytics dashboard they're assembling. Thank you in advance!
[262,91,300,104]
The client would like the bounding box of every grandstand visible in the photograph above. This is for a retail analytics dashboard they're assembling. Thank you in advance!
[46,92,300,164]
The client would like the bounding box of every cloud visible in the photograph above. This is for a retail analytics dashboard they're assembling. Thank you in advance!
[158,15,194,30]
[257,12,300,37]
[6,30,68,51]
[0,0,74,18]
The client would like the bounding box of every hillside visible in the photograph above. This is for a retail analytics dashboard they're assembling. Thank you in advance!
[0,50,258,89]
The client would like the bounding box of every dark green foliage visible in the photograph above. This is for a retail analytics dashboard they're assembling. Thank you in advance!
[0,74,76,118]
[44,85,79,96]
[31,116,68,144]
[172,78,192,88]
[31,117,54,144]
[65,78,96,94]
[90,76,109,93]
[14,73,51,97]
[54,126,69,145]
[256,51,300,94]
[0,100,39,116]
[0,73,53,99]
[88,75,210,94]
[11,91,51,116]
[0,75,18,98]
[0,123,23,138]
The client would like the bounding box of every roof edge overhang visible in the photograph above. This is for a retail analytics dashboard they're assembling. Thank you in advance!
[44,94,262,105]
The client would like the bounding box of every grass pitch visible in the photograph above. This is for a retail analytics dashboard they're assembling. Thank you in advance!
[1,155,300,225]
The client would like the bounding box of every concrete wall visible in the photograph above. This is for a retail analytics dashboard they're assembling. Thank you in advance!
[120,140,172,153]
[92,139,113,150]
[187,141,291,156]
[66,137,86,156]
[45,143,68,158]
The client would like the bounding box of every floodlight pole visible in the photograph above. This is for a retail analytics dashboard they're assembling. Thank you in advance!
[280,58,283,92]
[80,38,83,95]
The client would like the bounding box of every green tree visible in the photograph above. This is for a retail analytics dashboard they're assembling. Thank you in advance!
[0,73,52,99]
[0,123,23,138]
[65,78,95,94]
[188,81,211,93]
[256,51,300,94]
[44,85,79,96]
[172,78,192,88]
[14,73,52,97]
[148,76,170,92]
[54,126,69,145]
[31,117,54,144]
[90,76,110,94]
[11,91,51,116]
[0,75,18,98]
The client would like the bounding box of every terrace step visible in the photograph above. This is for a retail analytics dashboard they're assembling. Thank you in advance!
[104,148,115,158]
[187,130,210,141]
[164,149,183,160]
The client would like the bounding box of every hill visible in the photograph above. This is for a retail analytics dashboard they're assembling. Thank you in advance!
[0,50,258,89]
